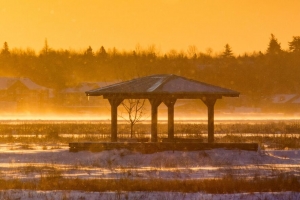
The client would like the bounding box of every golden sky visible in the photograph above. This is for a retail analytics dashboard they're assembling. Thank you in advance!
[1,0,300,55]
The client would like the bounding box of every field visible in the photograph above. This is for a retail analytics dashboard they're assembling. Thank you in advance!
[0,120,300,199]
[1,120,300,148]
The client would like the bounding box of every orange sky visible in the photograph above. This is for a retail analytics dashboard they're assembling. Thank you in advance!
[1,0,300,55]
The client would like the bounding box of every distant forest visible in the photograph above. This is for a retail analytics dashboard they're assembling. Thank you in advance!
[1,34,300,100]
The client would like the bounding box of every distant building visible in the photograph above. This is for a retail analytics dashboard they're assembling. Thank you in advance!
[0,77,53,112]
[60,82,117,112]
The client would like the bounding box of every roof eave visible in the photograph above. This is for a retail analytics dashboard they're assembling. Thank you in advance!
[86,89,240,96]
[86,91,239,99]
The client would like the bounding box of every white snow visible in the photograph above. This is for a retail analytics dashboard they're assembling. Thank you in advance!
[0,144,300,198]
[0,145,300,180]
[0,190,299,200]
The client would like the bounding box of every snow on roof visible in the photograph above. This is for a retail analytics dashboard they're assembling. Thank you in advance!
[0,77,49,91]
[86,74,240,98]
[291,96,300,104]
[271,94,298,103]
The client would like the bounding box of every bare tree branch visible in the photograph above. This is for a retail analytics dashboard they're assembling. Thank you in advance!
[120,99,146,138]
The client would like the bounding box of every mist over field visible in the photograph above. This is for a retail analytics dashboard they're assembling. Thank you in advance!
[0,34,300,120]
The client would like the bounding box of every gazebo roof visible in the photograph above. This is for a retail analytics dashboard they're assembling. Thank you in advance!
[86,74,239,99]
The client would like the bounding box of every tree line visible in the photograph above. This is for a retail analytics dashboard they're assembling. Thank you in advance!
[0,34,300,102]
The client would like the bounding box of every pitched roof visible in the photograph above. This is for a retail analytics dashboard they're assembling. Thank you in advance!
[0,77,48,91]
[62,82,118,93]
[86,74,239,99]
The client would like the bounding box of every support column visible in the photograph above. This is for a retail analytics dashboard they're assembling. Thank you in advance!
[163,99,177,140]
[108,98,123,142]
[202,98,217,143]
[149,99,162,142]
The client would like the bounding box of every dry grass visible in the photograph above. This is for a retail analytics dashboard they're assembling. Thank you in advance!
[0,175,299,193]
[0,121,300,148]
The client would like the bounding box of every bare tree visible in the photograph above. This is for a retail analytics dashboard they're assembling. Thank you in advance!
[187,45,198,58]
[121,99,146,138]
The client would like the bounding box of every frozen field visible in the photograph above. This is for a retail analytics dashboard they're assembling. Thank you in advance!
[0,144,300,180]
[0,144,300,199]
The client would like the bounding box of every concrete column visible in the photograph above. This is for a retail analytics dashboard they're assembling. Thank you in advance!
[202,98,217,143]
[163,99,177,140]
[108,98,123,142]
[149,99,162,142]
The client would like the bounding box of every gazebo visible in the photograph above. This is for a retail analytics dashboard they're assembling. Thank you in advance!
[86,74,239,143]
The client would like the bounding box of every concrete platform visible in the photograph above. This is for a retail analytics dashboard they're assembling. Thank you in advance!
[69,142,259,153]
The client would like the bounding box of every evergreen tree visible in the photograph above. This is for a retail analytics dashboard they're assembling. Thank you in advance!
[222,44,234,58]
[85,46,94,57]
[266,34,282,55]
[40,39,51,55]
[289,36,300,53]
[96,46,107,58]
[1,42,10,55]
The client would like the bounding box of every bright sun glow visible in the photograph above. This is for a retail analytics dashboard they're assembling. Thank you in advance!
[1,113,300,122]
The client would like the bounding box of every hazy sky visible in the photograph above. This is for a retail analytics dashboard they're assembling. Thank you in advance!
[1,0,300,55]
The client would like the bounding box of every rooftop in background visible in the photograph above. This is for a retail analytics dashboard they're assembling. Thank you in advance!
[86,74,239,99]
[0,77,49,91]
[62,82,118,93]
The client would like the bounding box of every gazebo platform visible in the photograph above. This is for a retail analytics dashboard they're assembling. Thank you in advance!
[69,142,259,153]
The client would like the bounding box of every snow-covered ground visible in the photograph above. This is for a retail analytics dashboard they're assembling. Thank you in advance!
[0,144,300,199]
[0,144,300,180]
[0,190,299,200]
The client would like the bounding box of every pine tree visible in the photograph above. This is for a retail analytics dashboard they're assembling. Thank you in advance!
[1,42,10,55]
[41,39,51,55]
[97,46,107,58]
[222,44,234,58]
[85,46,94,57]
[289,36,300,53]
[266,34,282,55]
[99,46,106,54]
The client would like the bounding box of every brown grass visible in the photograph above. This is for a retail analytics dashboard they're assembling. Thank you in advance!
[0,175,299,193]
[1,122,300,149]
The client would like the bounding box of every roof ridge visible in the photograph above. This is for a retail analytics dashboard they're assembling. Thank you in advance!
[150,74,176,92]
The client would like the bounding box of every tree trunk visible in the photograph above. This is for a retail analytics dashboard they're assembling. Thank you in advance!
[130,123,134,138]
